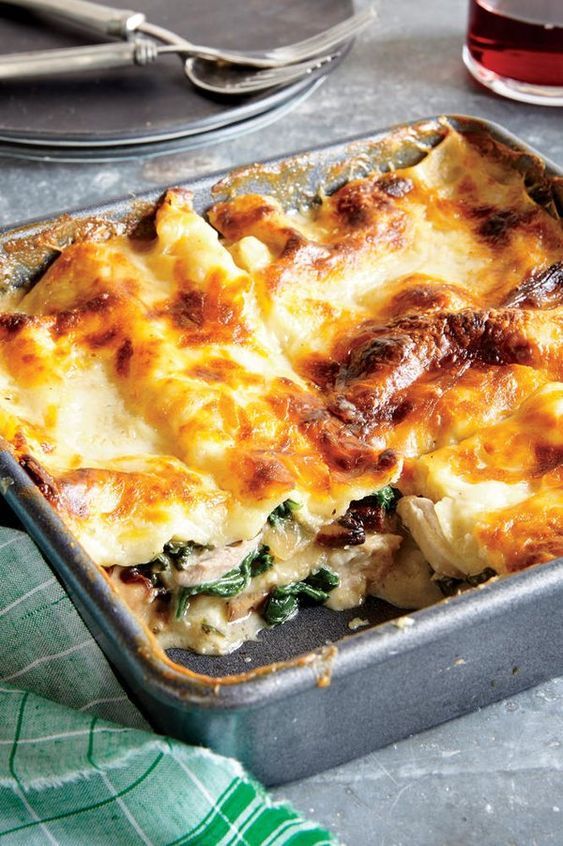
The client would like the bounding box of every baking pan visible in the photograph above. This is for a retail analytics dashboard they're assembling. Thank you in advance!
[0,115,561,786]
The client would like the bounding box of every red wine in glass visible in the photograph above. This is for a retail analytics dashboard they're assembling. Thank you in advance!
[464,0,563,105]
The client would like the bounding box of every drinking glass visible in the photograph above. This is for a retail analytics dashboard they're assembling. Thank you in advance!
[464,0,563,106]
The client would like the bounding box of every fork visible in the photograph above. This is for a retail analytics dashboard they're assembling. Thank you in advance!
[184,51,342,96]
[0,38,342,95]
[6,0,376,69]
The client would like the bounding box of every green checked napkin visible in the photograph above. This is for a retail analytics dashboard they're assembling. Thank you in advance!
[0,525,336,845]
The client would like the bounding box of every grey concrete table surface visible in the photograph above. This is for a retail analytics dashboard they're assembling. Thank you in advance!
[0,1,562,844]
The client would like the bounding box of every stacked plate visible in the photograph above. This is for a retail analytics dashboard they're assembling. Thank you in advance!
[0,0,352,161]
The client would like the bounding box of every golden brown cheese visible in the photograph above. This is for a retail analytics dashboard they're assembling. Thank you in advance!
[209,127,563,582]
[0,189,398,568]
[0,125,561,653]
[398,382,563,576]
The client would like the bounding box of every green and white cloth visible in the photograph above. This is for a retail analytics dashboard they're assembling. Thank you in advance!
[0,524,336,845]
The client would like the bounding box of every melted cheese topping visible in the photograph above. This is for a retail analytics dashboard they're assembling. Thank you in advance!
[0,125,561,653]
[398,382,563,576]
[0,190,399,569]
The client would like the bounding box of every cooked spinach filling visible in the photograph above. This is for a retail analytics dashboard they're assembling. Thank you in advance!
[153,540,211,572]
[437,567,496,597]
[371,485,402,513]
[263,567,340,626]
[175,545,273,619]
[133,518,341,631]
[267,498,302,526]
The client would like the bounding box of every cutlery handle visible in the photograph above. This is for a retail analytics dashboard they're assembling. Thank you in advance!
[9,0,145,38]
[0,40,157,80]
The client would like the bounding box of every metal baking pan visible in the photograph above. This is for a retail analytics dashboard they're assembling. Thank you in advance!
[0,115,561,786]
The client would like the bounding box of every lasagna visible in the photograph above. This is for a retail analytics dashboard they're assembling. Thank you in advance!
[0,124,561,654]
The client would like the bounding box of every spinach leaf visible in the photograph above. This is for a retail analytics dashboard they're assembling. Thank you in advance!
[436,576,460,597]
[305,567,340,592]
[262,568,340,626]
[466,568,496,586]
[371,486,402,513]
[150,553,172,573]
[175,589,191,620]
[163,540,211,572]
[267,498,302,527]
[437,567,496,597]
[174,544,273,619]
[263,590,300,626]
[146,540,212,574]
[248,545,274,577]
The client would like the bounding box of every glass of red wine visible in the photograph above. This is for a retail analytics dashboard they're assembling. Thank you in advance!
[464,0,563,106]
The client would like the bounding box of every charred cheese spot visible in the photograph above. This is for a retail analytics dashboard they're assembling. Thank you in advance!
[211,194,279,243]
[503,261,563,309]
[168,289,205,327]
[472,206,530,244]
[324,308,562,435]
[0,313,34,335]
[228,451,294,501]
[115,339,133,377]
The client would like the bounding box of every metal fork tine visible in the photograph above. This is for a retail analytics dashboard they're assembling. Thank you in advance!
[266,7,376,62]
[229,54,338,93]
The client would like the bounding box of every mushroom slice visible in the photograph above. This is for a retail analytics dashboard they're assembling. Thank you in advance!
[173,537,260,588]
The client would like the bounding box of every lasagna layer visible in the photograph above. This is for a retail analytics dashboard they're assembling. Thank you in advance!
[0,125,561,654]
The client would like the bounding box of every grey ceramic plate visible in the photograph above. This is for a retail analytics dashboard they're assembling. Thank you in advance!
[0,115,561,786]
[0,0,351,149]
[0,75,325,162]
